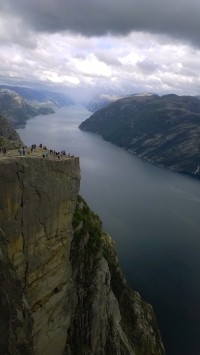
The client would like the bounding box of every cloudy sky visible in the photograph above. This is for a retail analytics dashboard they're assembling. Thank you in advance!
[0,0,200,102]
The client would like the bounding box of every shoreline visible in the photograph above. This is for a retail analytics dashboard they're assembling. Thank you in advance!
[126,148,200,181]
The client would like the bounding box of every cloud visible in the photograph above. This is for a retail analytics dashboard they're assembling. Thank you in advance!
[0,2,200,102]
[2,0,200,46]
[0,10,37,48]
[136,59,160,74]
[0,30,200,101]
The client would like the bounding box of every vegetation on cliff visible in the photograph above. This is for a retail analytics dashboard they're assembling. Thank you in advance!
[68,195,165,355]
[80,94,200,177]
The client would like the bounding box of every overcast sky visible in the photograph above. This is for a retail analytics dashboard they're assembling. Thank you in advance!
[0,0,200,102]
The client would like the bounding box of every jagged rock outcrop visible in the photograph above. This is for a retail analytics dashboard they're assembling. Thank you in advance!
[0,155,165,354]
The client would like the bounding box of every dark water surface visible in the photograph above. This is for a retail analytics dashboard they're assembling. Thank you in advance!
[17,106,200,355]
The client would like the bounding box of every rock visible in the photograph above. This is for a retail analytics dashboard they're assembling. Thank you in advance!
[0,241,33,355]
[67,196,165,355]
[0,155,165,354]
[0,156,80,354]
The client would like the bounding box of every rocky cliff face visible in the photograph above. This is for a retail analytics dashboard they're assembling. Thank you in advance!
[0,155,165,354]
[0,156,80,354]
[67,196,165,355]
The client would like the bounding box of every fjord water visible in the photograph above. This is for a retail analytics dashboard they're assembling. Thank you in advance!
[17,106,200,355]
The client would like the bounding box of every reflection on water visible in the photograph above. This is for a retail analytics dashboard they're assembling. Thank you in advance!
[17,106,200,355]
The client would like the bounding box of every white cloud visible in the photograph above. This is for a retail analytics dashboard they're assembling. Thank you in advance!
[0,29,200,101]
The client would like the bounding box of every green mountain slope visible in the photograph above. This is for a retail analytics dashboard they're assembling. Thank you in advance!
[0,89,54,127]
[0,85,73,108]
[80,94,200,176]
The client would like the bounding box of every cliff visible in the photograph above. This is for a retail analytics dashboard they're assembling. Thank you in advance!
[0,153,165,355]
[0,114,22,148]
[80,94,200,177]
[0,155,80,354]
[67,196,165,355]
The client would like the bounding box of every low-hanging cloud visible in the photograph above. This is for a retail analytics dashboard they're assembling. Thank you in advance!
[3,0,200,46]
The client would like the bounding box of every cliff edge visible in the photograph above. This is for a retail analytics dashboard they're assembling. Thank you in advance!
[0,153,165,354]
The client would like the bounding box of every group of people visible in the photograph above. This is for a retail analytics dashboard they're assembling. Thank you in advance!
[48,148,74,159]
[0,143,75,160]
[34,143,74,160]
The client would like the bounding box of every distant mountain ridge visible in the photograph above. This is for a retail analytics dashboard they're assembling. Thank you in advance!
[0,85,74,128]
[87,94,123,112]
[0,85,73,108]
[0,88,55,128]
[80,93,200,177]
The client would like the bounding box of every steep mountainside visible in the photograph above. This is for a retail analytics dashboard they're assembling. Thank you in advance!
[0,153,165,354]
[0,114,22,148]
[87,94,123,112]
[68,195,165,355]
[80,94,200,176]
[0,89,54,127]
[0,85,73,108]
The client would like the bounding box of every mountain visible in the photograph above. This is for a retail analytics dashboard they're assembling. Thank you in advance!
[0,126,165,354]
[87,94,123,112]
[0,88,54,127]
[80,94,200,177]
[0,114,22,148]
[0,85,73,108]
